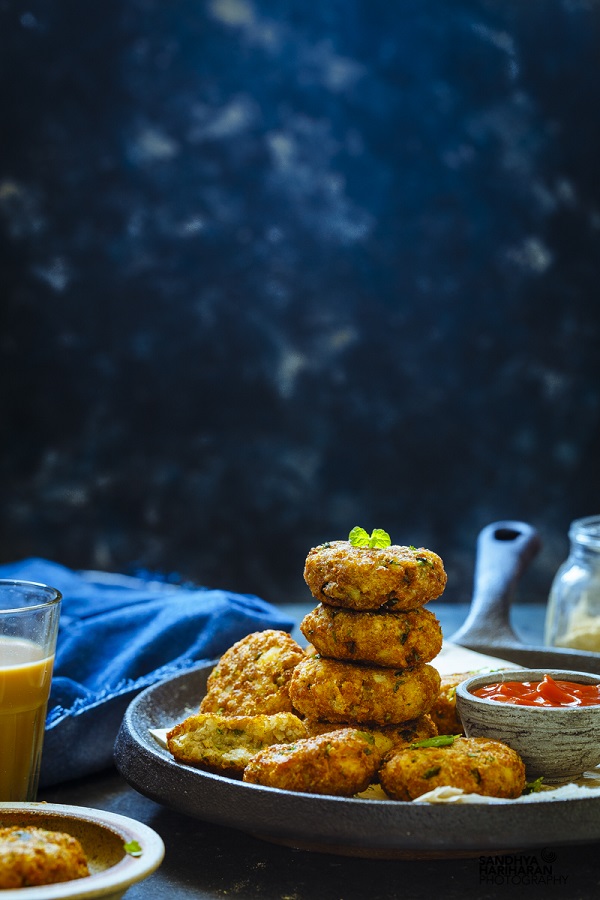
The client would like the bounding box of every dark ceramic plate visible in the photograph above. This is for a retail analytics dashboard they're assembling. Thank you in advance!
[114,662,600,860]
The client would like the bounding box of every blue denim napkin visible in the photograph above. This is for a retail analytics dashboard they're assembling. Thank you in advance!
[0,558,295,786]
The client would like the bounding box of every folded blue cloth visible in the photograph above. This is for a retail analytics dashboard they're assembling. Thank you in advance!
[0,558,295,787]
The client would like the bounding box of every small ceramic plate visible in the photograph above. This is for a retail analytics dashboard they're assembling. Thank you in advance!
[0,803,164,899]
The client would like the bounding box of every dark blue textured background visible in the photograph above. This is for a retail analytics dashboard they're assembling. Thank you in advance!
[1,0,599,605]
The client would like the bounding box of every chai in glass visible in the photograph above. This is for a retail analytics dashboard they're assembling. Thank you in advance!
[0,580,61,801]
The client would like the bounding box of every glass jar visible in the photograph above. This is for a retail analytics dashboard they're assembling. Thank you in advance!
[544,515,600,651]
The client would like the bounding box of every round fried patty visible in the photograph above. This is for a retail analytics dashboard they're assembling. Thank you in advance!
[303,541,447,610]
[380,736,526,801]
[303,713,438,756]
[0,827,89,889]
[289,656,441,726]
[200,629,306,716]
[300,603,443,667]
[243,728,382,796]
[167,712,307,776]
[428,671,474,736]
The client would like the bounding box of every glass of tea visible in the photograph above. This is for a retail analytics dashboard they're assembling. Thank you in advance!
[0,579,62,801]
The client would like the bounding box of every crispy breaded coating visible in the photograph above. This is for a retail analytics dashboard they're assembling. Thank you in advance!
[380,736,526,801]
[243,728,382,796]
[200,629,306,716]
[304,714,438,756]
[367,715,439,756]
[289,656,441,726]
[300,603,443,667]
[301,718,355,738]
[303,541,447,610]
[167,712,307,776]
[0,827,89,889]
[428,672,475,735]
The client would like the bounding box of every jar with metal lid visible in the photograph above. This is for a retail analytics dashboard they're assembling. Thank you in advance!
[544,515,600,651]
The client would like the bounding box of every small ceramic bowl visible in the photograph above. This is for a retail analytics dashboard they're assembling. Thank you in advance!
[455,668,600,783]
[0,802,164,899]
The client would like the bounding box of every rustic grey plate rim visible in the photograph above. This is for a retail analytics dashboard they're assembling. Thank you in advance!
[114,661,600,859]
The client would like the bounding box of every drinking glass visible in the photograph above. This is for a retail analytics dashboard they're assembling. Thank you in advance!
[544,516,600,651]
[0,579,62,801]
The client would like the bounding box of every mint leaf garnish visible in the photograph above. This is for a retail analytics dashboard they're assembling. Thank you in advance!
[369,528,391,548]
[124,840,143,856]
[349,527,391,548]
[348,526,370,547]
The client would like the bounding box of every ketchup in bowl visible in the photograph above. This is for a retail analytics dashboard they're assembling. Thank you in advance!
[472,673,600,708]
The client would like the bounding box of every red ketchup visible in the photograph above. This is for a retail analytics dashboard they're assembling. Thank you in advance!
[472,674,600,707]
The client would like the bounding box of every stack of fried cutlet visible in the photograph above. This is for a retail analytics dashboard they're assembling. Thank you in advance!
[289,534,448,753]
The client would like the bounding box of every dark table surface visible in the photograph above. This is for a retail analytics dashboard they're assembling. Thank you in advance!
[39,602,600,900]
